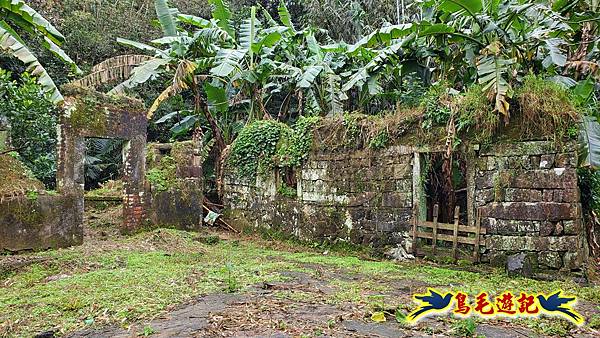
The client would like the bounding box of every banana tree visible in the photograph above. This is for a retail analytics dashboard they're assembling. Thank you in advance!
[0,0,81,103]
[420,0,573,121]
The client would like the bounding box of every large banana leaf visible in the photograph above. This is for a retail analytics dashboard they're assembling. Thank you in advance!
[240,6,257,65]
[0,0,65,45]
[342,41,405,91]
[298,65,323,88]
[347,24,413,53]
[177,14,211,28]
[0,24,62,103]
[147,60,197,117]
[542,37,567,68]
[204,82,228,113]
[208,0,234,38]
[477,55,515,118]
[41,37,81,74]
[210,48,247,77]
[71,55,154,89]
[117,37,165,55]
[253,26,287,53]
[581,115,600,168]
[439,0,483,18]
[154,0,178,37]
[109,58,170,95]
[277,0,295,32]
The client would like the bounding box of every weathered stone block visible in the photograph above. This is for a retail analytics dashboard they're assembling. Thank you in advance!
[302,168,327,181]
[476,157,488,171]
[381,192,412,208]
[392,164,412,179]
[476,189,495,204]
[504,188,542,202]
[562,219,582,235]
[507,253,533,278]
[555,153,577,168]
[475,172,495,189]
[507,156,530,169]
[480,202,577,221]
[539,221,557,236]
[486,235,578,251]
[552,189,580,203]
[538,251,562,269]
[396,179,412,192]
[542,190,553,202]
[539,154,555,169]
[487,157,496,170]
[530,155,541,168]
[563,251,581,270]
[508,169,577,189]
[480,141,556,157]
[483,218,539,235]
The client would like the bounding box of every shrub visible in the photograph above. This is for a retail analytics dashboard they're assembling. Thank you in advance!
[0,69,58,187]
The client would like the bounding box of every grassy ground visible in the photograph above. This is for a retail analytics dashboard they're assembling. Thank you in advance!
[1,222,600,337]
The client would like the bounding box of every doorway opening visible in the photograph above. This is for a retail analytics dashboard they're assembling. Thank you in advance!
[84,138,125,190]
[423,152,468,224]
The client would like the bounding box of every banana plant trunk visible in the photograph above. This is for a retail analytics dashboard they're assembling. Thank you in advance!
[193,85,227,202]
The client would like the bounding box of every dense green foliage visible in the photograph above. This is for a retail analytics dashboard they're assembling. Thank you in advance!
[228,116,319,178]
[0,70,57,187]
[0,0,79,103]
[1,0,599,190]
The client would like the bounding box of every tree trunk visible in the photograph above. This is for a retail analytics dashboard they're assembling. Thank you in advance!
[193,84,226,202]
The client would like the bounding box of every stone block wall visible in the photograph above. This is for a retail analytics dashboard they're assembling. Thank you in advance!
[224,140,588,273]
[475,141,586,272]
[225,146,420,249]
[0,194,83,252]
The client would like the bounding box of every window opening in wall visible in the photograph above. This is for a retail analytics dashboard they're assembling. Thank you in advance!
[276,167,297,198]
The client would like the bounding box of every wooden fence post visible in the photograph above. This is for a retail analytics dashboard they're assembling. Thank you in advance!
[473,208,481,262]
[452,205,460,262]
[432,204,439,255]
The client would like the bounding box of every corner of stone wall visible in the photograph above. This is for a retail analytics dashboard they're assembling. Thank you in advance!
[475,140,586,275]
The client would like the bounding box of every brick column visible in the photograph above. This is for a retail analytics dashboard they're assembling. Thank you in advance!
[122,135,147,232]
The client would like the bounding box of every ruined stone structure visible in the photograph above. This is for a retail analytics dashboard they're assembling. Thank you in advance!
[1,86,206,252]
[0,141,83,251]
[146,142,204,231]
[224,140,588,275]
[57,86,147,233]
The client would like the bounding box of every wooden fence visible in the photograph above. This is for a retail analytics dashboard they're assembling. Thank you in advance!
[411,205,485,262]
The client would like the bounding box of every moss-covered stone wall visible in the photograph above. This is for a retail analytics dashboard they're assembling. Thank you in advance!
[224,139,587,275]
[0,194,83,252]
[475,141,586,275]
[224,145,419,249]
[145,141,203,231]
